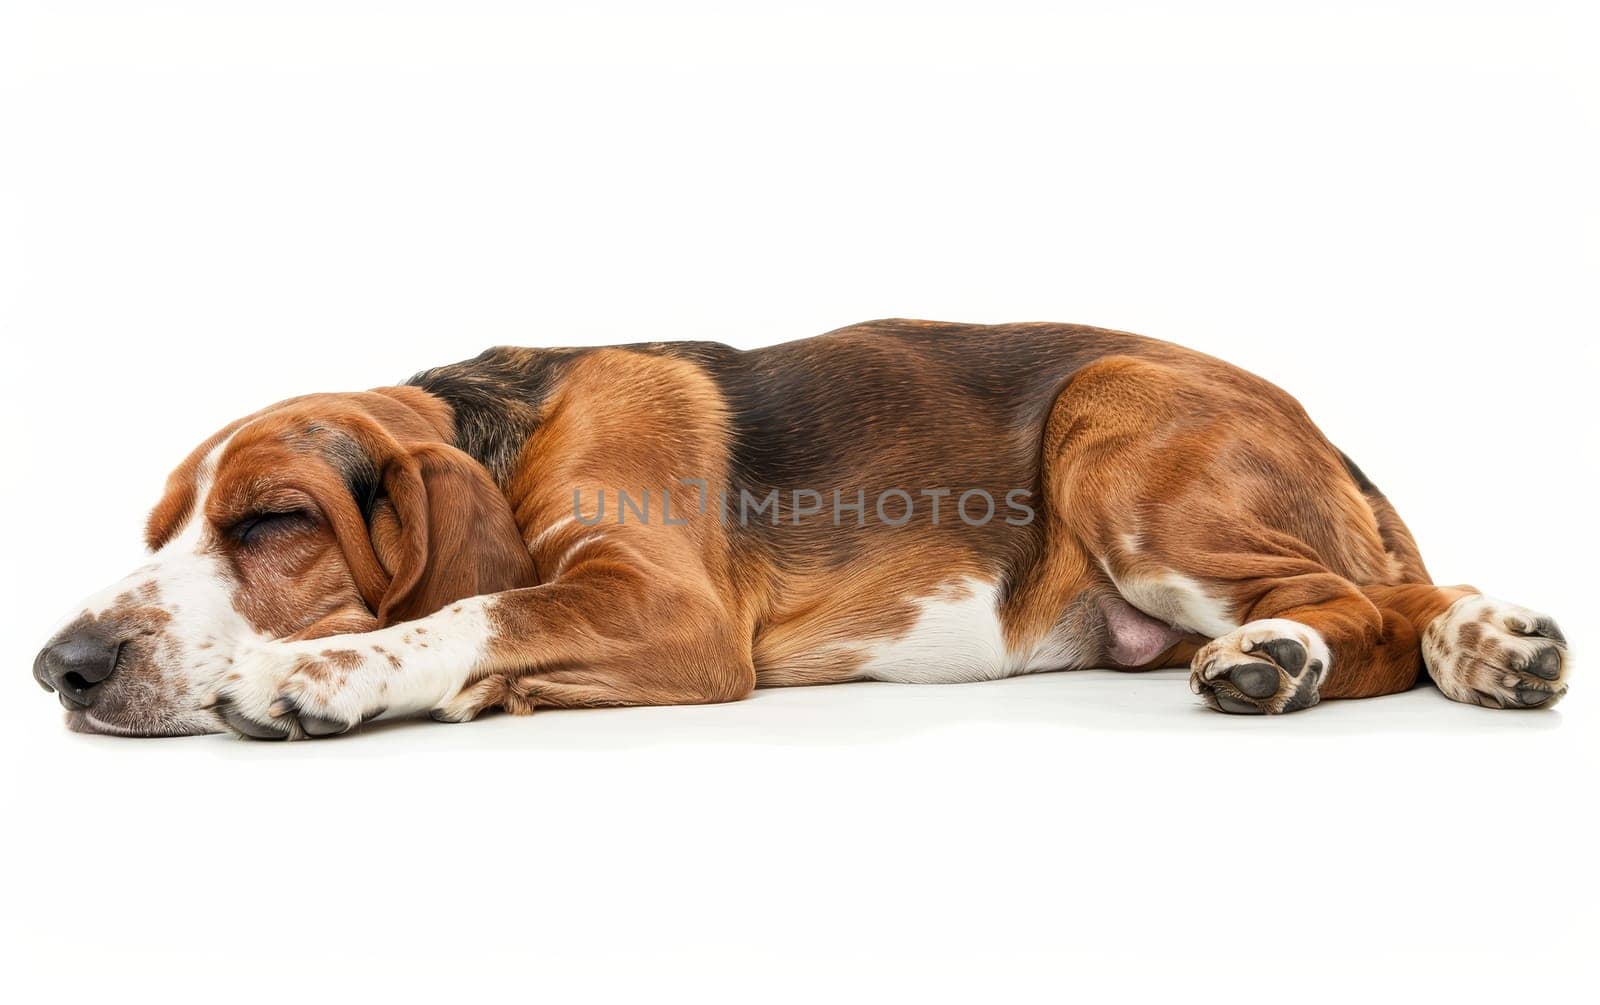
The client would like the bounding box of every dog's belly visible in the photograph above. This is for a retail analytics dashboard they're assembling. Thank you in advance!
[753,577,1188,687]
[848,578,1089,685]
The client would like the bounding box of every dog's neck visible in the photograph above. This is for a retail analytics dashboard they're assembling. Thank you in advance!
[404,346,580,486]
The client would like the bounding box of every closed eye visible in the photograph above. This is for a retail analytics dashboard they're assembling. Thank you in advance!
[230,510,313,545]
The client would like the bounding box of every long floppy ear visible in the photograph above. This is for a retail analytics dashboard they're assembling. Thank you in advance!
[366,442,538,626]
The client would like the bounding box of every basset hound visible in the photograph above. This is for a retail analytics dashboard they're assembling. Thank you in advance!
[33,319,1570,738]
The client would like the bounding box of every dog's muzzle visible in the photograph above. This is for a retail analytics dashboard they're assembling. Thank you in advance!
[34,623,122,710]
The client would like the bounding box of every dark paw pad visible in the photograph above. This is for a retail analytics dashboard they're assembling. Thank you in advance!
[1248,637,1314,678]
[273,697,352,737]
[209,696,292,740]
[1191,621,1327,715]
[1517,647,1563,682]
[1227,662,1282,699]
[1424,596,1569,710]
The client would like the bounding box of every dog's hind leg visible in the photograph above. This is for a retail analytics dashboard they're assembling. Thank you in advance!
[1337,455,1571,708]
[1040,353,1570,713]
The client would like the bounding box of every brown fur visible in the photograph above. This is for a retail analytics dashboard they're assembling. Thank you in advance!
[62,318,1565,734]
[406,326,1463,717]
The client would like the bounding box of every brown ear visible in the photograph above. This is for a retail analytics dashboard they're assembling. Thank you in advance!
[367,442,537,626]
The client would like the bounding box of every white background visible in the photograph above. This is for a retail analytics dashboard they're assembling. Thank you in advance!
[2,2,1596,1002]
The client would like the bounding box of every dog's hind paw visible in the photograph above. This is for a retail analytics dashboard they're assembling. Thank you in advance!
[1190,619,1328,714]
[1423,595,1569,709]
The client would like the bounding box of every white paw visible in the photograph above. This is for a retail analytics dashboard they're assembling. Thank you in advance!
[1190,618,1330,714]
[202,641,390,740]
[1423,595,1569,709]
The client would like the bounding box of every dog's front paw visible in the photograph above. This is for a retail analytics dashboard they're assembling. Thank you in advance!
[1423,595,1569,709]
[1190,619,1328,714]
[203,643,385,740]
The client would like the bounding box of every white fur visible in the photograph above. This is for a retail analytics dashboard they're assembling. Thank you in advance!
[1423,594,1570,708]
[1112,570,1237,638]
[219,594,495,730]
[46,435,268,735]
[553,534,606,578]
[852,578,1083,684]
[527,515,575,552]
[67,435,266,689]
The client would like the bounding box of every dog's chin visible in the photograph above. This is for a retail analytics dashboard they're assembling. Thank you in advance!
[64,708,219,738]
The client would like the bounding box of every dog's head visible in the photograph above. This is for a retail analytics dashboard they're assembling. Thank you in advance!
[33,388,534,736]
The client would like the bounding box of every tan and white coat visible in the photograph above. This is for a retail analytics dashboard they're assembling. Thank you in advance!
[33,320,1571,737]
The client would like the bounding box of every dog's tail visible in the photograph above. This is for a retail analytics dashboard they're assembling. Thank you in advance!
[1339,450,1432,585]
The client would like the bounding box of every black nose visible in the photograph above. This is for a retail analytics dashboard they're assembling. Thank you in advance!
[34,626,122,708]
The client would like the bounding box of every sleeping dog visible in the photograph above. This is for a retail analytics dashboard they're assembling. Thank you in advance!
[32,319,1570,737]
